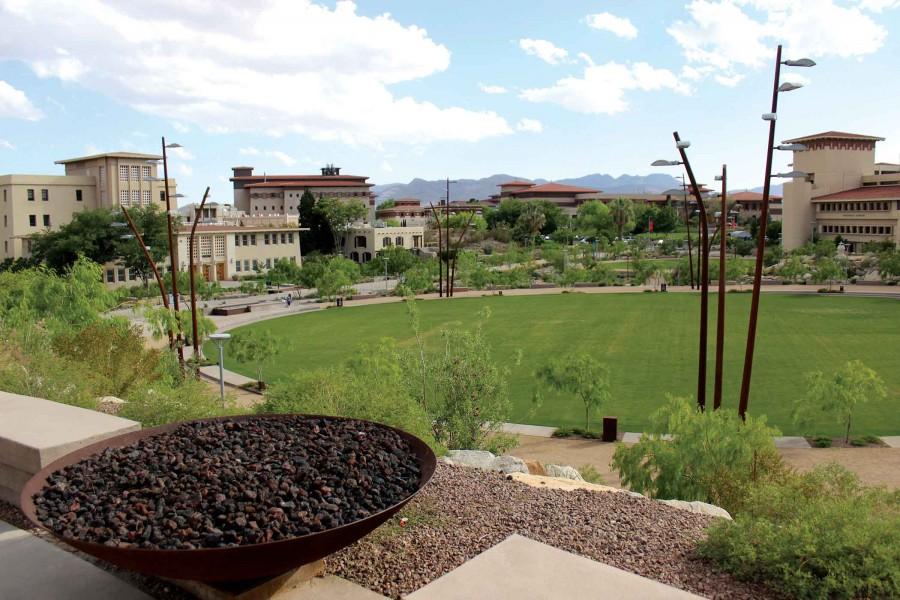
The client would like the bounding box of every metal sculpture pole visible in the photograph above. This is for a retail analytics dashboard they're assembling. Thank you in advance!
[188,187,210,359]
[445,178,451,296]
[681,174,695,289]
[713,165,727,410]
[161,137,184,367]
[674,132,711,411]
[429,203,444,297]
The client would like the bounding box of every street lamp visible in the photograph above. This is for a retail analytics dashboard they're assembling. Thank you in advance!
[738,45,814,420]
[712,166,727,410]
[209,332,231,406]
[161,137,185,368]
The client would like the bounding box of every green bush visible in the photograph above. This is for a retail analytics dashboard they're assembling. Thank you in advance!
[698,464,900,599]
[579,464,604,484]
[612,396,783,514]
[812,436,832,448]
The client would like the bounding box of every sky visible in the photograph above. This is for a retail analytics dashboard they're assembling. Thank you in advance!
[1,0,900,205]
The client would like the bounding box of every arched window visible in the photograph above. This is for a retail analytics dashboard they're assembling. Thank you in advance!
[382,237,392,247]
[395,236,404,246]
[350,251,360,263]
[362,252,372,263]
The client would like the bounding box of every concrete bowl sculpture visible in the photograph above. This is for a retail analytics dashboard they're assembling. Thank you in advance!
[20,414,436,582]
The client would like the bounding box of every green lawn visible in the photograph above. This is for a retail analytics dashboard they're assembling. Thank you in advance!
[218,293,900,436]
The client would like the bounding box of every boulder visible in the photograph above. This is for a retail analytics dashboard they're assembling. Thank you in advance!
[544,464,584,481]
[658,499,732,520]
[524,460,547,476]
[443,450,529,475]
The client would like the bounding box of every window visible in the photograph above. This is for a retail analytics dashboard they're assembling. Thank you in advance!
[355,235,366,248]
[281,233,286,244]
[29,215,36,227]
[98,166,105,186]
[142,165,151,179]
[235,235,241,247]
[236,261,242,272]
[119,190,130,206]
[242,234,249,245]
[160,191,165,203]
[119,165,129,180]
[290,256,296,263]
[142,190,151,206]
[131,190,140,206]
[41,189,48,202]
[252,259,258,270]
[251,235,257,245]
[106,269,115,283]
[288,233,294,244]
[43,215,50,227]
[264,234,270,245]
[27,189,34,201]
[3,241,6,254]
[395,236,403,246]
[117,267,126,282]
[265,258,272,268]
[129,270,137,281]
[244,259,250,271]
[3,215,6,227]
[3,189,5,202]
[382,237,392,247]
[130,166,140,180]
[76,189,83,202]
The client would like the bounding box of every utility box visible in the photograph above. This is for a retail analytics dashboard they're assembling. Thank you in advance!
[602,417,618,443]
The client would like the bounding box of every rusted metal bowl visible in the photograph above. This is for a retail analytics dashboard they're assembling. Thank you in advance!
[20,414,437,582]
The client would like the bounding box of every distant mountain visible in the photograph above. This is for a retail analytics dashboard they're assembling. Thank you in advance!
[372,173,682,204]
[749,184,784,195]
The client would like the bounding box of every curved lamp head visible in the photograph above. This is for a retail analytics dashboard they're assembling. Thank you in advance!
[165,142,183,149]
[209,333,231,342]
[776,143,808,151]
[778,82,803,92]
[675,140,691,149]
[771,170,808,179]
[783,58,815,67]
[651,159,682,167]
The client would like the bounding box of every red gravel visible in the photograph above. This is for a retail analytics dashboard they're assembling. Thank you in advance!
[326,463,773,599]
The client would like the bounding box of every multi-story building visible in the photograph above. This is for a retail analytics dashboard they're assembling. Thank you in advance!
[1,152,176,272]
[782,131,899,251]
[343,225,425,264]
[375,198,428,226]
[485,181,602,215]
[729,191,783,221]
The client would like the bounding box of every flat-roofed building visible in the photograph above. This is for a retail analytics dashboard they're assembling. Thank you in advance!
[375,198,428,226]
[1,152,176,265]
[343,225,425,264]
[782,131,898,251]
[729,191,784,220]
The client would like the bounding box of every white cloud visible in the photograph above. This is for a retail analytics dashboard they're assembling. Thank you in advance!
[167,146,194,160]
[0,139,15,150]
[177,163,193,176]
[520,61,689,115]
[479,83,508,94]
[0,0,511,145]
[714,73,745,86]
[0,80,43,120]
[519,38,569,65]
[516,118,543,133]
[856,0,900,11]
[586,12,638,39]
[669,0,888,86]
[380,160,393,172]
[172,121,190,133]
[266,150,296,166]
[239,147,261,156]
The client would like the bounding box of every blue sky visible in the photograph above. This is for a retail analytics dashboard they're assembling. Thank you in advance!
[1,0,900,204]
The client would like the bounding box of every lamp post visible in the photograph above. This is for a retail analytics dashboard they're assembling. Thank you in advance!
[161,137,185,368]
[713,166,727,410]
[209,332,231,406]
[652,161,694,288]
[189,188,211,360]
[738,45,814,420]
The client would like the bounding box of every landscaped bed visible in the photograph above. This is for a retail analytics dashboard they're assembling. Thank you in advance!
[326,462,772,599]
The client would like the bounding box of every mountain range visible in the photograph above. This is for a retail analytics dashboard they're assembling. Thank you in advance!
[371,173,684,203]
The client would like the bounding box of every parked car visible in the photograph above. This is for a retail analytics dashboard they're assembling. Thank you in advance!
[729,230,753,239]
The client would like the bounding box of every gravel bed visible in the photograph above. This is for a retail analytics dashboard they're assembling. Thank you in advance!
[327,463,773,599]
[33,417,422,549]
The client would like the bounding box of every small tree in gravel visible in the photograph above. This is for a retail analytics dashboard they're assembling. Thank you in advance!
[794,360,886,443]
[230,329,284,390]
[535,354,610,432]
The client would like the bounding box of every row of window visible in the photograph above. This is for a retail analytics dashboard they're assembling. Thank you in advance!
[28,214,51,227]
[234,232,295,246]
[818,201,896,212]
[352,235,423,249]
[822,224,893,235]
[25,188,84,202]
[234,256,297,272]
[119,190,157,207]
[119,165,152,181]
[253,205,294,212]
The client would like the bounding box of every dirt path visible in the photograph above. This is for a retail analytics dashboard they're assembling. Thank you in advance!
[509,435,900,490]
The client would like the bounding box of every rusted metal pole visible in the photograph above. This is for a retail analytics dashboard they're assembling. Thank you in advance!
[675,131,710,411]
[428,202,443,297]
[121,206,174,349]
[681,174,695,289]
[713,165,727,410]
[161,137,184,367]
[189,187,210,360]
[739,45,782,420]
[445,178,451,296]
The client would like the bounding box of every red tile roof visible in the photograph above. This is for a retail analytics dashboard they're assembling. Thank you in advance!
[731,191,783,201]
[783,131,885,143]
[498,180,534,187]
[232,174,369,181]
[510,182,600,194]
[245,180,373,189]
[812,185,900,201]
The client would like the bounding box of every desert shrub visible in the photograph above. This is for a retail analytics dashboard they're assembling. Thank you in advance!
[698,464,900,599]
[812,436,832,448]
[120,372,242,427]
[579,464,604,484]
[612,396,784,514]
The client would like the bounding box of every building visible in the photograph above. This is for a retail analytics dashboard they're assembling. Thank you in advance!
[1,152,176,272]
[485,181,602,215]
[782,131,899,251]
[343,225,425,263]
[230,164,376,222]
[729,191,783,220]
[375,198,428,226]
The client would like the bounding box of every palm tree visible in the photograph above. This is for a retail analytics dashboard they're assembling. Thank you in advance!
[518,203,546,248]
[610,197,635,241]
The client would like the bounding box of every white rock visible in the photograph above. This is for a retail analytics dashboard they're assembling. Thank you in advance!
[544,464,584,481]
[658,499,732,520]
[443,450,529,475]
[491,455,529,475]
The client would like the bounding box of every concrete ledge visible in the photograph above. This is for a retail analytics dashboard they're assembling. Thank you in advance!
[0,391,140,506]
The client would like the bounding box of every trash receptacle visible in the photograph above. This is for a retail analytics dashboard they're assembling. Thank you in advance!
[602,417,618,442]
[660,283,667,292]
[336,297,344,307]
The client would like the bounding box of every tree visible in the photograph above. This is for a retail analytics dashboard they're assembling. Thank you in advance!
[117,205,171,286]
[514,203,546,247]
[779,255,809,283]
[297,189,333,255]
[575,200,614,242]
[534,200,564,234]
[30,208,120,273]
[269,258,303,285]
[765,220,782,245]
[378,198,397,209]
[795,360,886,443]
[485,198,524,229]
[230,329,284,389]
[373,245,418,276]
[877,250,900,281]
[315,197,368,254]
[813,255,846,290]
[536,354,610,432]
[313,256,360,300]
[609,197,635,240]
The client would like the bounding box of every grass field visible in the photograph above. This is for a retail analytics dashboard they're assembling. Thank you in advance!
[219,293,900,436]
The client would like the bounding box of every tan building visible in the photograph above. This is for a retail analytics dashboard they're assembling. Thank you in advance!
[1,152,176,267]
[343,225,425,263]
[782,131,899,251]
[729,191,783,220]
[375,198,428,226]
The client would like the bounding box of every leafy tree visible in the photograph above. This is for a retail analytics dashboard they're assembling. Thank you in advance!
[373,246,418,276]
[315,268,353,301]
[725,258,749,283]
[269,258,303,285]
[534,200,564,234]
[812,255,846,290]
[765,219,782,245]
[230,329,284,389]
[296,253,328,288]
[297,189,333,255]
[378,198,397,209]
[575,200,614,241]
[609,197,635,240]
[536,354,610,431]
[612,396,783,514]
[877,249,900,281]
[31,208,120,273]
[484,198,524,229]
[315,197,368,254]
[396,263,434,295]
[117,205,171,286]
[779,255,809,283]
[795,360,886,443]
[514,203,546,247]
